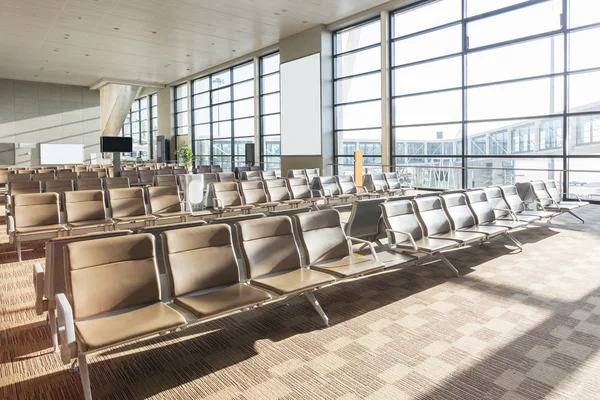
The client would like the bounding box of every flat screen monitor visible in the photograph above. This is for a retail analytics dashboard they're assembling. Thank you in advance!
[100,136,132,153]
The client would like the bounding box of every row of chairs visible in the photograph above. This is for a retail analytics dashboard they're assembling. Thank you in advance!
[363,172,415,195]
[8,185,191,261]
[49,210,390,399]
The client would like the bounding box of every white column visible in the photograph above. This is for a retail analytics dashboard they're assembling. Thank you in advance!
[380,11,391,172]
[253,57,261,165]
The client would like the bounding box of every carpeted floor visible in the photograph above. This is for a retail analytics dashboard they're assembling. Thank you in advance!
[1,207,600,400]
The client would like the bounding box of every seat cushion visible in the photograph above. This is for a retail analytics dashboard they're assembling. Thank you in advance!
[257,202,280,208]
[114,215,157,222]
[519,210,557,219]
[154,211,191,218]
[250,268,335,295]
[396,237,458,253]
[336,194,353,199]
[68,219,113,228]
[310,256,384,278]
[15,224,66,234]
[431,230,486,243]
[500,215,539,223]
[224,205,254,211]
[546,203,580,211]
[459,225,508,236]
[483,220,527,229]
[75,302,186,352]
[174,283,271,318]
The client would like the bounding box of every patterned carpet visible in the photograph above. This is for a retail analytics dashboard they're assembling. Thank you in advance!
[1,207,600,400]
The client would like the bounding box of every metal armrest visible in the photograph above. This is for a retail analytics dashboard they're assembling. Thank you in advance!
[347,236,380,262]
[565,192,584,202]
[56,293,76,364]
[322,188,332,197]
[311,189,324,198]
[212,198,224,210]
[7,215,15,234]
[33,263,46,315]
[385,229,418,252]
[493,208,518,221]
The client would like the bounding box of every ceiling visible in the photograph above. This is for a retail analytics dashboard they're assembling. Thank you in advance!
[0,0,390,88]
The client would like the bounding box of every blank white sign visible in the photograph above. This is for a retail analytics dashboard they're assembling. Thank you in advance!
[40,143,84,164]
[280,53,321,156]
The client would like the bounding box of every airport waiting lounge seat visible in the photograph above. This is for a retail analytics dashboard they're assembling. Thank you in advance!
[76,178,103,191]
[57,171,78,180]
[209,182,254,215]
[286,177,324,209]
[315,176,354,203]
[79,172,99,180]
[103,177,130,190]
[236,216,336,325]
[240,180,280,211]
[294,209,385,279]
[264,179,305,209]
[500,185,558,220]
[484,186,540,223]
[383,172,411,195]
[147,186,191,223]
[544,180,589,207]
[138,168,156,186]
[33,172,56,181]
[107,187,157,228]
[57,234,187,400]
[153,174,179,188]
[466,190,529,232]
[260,170,277,180]
[217,172,237,182]
[45,179,74,195]
[335,175,373,198]
[241,170,261,181]
[344,197,388,245]
[64,190,114,234]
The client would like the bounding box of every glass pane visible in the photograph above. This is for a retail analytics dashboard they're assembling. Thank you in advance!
[467,76,563,120]
[212,87,231,104]
[234,117,254,137]
[335,73,381,103]
[261,114,280,135]
[175,126,189,136]
[569,114,600,153]
[211,71,231,88]
[193,107,210,124]
[336,129,381,155]
[394,124,462,156]
[394,56,461,96]
[467,157,563,188]
[194,140,211,156]
[193,93,209,108]
[336,100,381,130]
[467,35,564,85]
[262,137,281,156]
[570,27,600,71]
[262,53,280,75]
[213,121,232,138]
[261,74,280,94]
[569,70,600,113]
[234,80,254,100]
[234,62,254,83]
[467,0,532,17]
[393,25,462,66]
[393,0,462,37]
[467,0,562,49]
[234,138,254,156]
[335,20,381,53]
[567,158,600,200]
[394,157,462,189]
[212,103,231,121]
[176,111,188,127]
[193,77,210,94]
[570,0,600,28]
[335,46,381,78]
[175,84,188,99]
[139,97,147,109]
[261,93,280,114]
[234,98,254,119]
[193,123,210,140]
[150,94,157,106]
[394,90,462,125]
[175,98,188,112]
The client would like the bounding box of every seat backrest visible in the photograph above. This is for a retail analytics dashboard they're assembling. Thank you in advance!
[154,174,178,187]
[440,193,477,229]
[107,187,148,218]
[9,180,41,195]
[265,179,291,202]
[317,176,341,197]
[260,170,277,180]
[234,167,249,179]
[304,168,319,182]
[465,190,497,224]
[384,172,401,189]
[380,200,424,243]
[241,170,261,181]
[57,171,77,180]
[196,166,211,173]
[363,173,388,192]
[147,186,182,213]
[120,169,139,183]
[138,169,155,184]
[0,170,14,184]
[287,177,312,200]
[295,209,349,264]
[530,181,554,206]
[8,173,31,182]
[64,190,107,223]
[240,181,268,204]
[500,185,526,213]
[92,168,107,178]
[74,165,88,173]
[36,169,56,175]
[212,182,243,207]
[236,216,302,279]
[104,177,130,190]
[484,187,511,219]
[157,167,173,175]
[45,179,74,194]
[335,175,358,194]
[17,169,33,174]
[12,193,60,228]
[543,180,562,203]
[173,167,188,175]
[201,173,218,188]
[137,166,151,171]
[32,172,55,181]
[79,171,98,179]
[210,165,223,173]
[162,225,240,297]
[76,178,102,191]
[345,197,387,239]
[413,196,452,237]
[65,234,160,320]
[217,172,236,182]
[287,169,307,179]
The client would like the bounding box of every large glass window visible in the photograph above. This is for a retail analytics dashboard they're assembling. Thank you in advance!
[191,62,255,171]
[149,93,158,160]
[173,83,189,156]
[120,97,150,160]
[334,19,382,175]
[260,53,281,175]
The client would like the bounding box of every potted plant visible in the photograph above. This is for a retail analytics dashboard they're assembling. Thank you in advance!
[176,146,194,168]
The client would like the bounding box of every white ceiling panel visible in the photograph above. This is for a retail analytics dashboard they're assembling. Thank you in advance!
[0,0,390,87]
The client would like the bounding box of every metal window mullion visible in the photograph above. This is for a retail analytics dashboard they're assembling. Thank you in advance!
[562,0,569,199]
[462,0,468,189]
[230,68,235,170]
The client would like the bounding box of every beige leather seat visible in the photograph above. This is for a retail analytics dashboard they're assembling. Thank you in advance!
[295,209,385,279]
[440,192,510,238]
[286,177,324,209]
[76,178,103,191]
[64,190,113,233]
[500,185,557,219]
[120,170,139,185]
[107,187,156,227]
[241,170,261,181]
[0,170,14,186]
[103,177,130,189]
[236,216,336,325]
[484,186,540,223]
[157,167,173,175]
[79,171,99,179]
[33,172,55,181]
[153,174,178,188]
[8,173,32,182]
[335,175,372,198]
[240,180,280,211]
[210,182,254,215]
[9,180,41,195]
[264,179,305,208]
[138,169,155,186]
[16,169,33,174]
[57,234,187,400]
[147,186,190,222]
[466,190,528,231]
[45,179,74,195]
[162,224,271,319]
[91,168,107,179]
[8,193,66,261]
[57,171,77,180]
[316,176,353,203]
[260,170,277,180]
[74,165,88,173]
[217,172,236,182]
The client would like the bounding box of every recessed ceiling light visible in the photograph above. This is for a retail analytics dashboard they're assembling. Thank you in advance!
[113,27,119,30]
[78,17,82,20]
[165,64,170,67]
[212,43,215,45]
[34,74,38,77]
[152,31,157,34]
[65,71,69,74]
[232,50,236,52]
[63,37,68,39]
[282,9,287,12]
[186,68,190,71]
[303,20,308,23]
[40,67,44,70]
[274,12,279,15]
[65,33,70,37]
[53,48,59,52]
[186,54,190,57]
[85,54,89,56]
